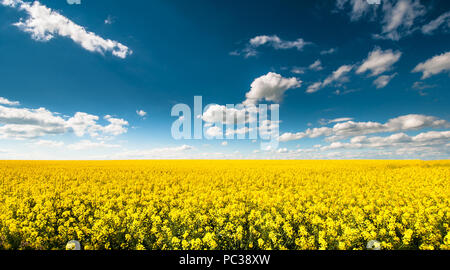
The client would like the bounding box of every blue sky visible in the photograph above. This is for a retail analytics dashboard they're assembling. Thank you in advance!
[0,0,449,159]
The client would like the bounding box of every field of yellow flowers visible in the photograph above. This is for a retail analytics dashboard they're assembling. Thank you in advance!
[0,160,449,250]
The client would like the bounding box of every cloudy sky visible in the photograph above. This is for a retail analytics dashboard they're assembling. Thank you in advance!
[0,0,449,160]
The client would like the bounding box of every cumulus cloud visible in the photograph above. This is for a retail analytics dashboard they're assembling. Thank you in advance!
[356,47,402,76]
[200,73,291,136]
[102,115,129,136]
[0,105,66,138]
[1,0,132,58]
[373,73,397,88]
[243,72,301,105]
[279,114,449,142]
[412,51,450,79]
[202,104,250,125]
[307,65,353,93]
[0,97,20,106]
[422,11,450,34]
[0,101,128,140]
[278,132,307,142]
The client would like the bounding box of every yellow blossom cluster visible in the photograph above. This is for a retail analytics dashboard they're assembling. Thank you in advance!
[0,160,449,250]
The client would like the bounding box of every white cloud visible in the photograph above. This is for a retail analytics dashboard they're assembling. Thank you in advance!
[249,35,311,51]
[379,0,426,40]
[373,73,397,88]
[136,110,147,118]
[321,131,450,151]
[422,11,450,34]
[0,124,65,139]
[278,132,307,142]
[320,48,337,55]
[1,0,132,58]
[335,0,375,21]
[102,115,129,136]
[0,105,66,138]
[243,72,301,105]
[201,73,295,129]
[337,0,427,40]
[329,117,354,123]
[232,35,312,58]
[67,140,121,150]
[0,101,128,140]
[309,59,324,71]
[307,65,353,93]
[412,81,436,90]
[202,104,250,125]
[320,117,354,125]
[66,112,100,137]
[323,65,353,85]
[412,51,450,79]
[0,97,20,106]
[305,82,323,94]
[279,114,449,142]
[66,113,128,137]
[356,47,402,76]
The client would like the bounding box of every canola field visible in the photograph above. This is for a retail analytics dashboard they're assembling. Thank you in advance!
[0,160,449,250]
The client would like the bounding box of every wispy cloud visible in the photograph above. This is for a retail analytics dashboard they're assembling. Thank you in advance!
[373,73,397,88]
[309,60,324,71]
[306,65,353,93]
[1,0,132,58]
[231,35,312,58]
[422,11,450,34]
[413,51,450,79]
[320,48,337,55]
[378,0,426,40]
[356,47,402,76]
[336,0,428,41]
